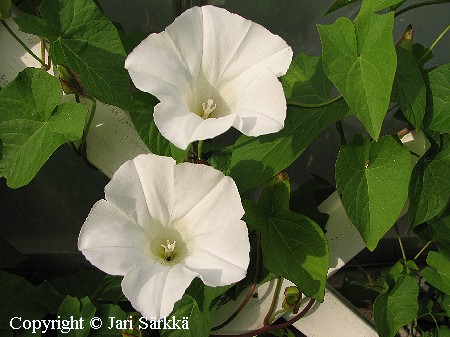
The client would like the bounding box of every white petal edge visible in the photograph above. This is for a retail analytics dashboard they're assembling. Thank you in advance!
[122,261,198,319]
[183,219,250,286]
[201,6,292,86]
[125,32,193,102]
[107,154,176,228]
[104,158,151,227]
[171,162,227,221]
[78,199,150,275]
[172,175,244,238]
[225,68,287,136]
[153,100,237,150]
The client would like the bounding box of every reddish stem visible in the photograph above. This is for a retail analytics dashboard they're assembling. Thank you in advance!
[211,298,316,337]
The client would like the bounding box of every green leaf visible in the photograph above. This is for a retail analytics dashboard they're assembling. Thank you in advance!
[374,274,419,337]
[89,304,128,337]
[0,68,87,188]
[0,237,25,269]
[57,296,95,337]
[408,137,450,226]
[281,53,333,104]
[161,279,229,337]
[0,0,11,19]
[51,269,125,303]
[317,12,396,139]
[244,180,328,301]
[392,46,426,129]
[209,148,232,174]
[13,0,132,109]
[130,106,189,164]
[428,210,450,259]
[290,176,334,230]
[336,134,412,250]
[359,0,405,16]
[325,0,359,15]
[0,271,47,329]
[35,281,65,315]
[423,63,450,132]
[441,295,450,317]
[422,251,450,295]
[229,100,350,193]
[438,326,450,337]
[412,43,433,66]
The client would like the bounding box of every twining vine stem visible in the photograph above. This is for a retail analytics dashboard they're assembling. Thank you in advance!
[394,224,407,261]
[419,23,450,63]
[413,241,432,260]
[198,140,204,160]
[211,298,316,337]
[79,96,97,155]
[287,94,343,108]
[211,232,262,332]
[395,0,450,17]
[1,20,49,69]
[263,276,283,326]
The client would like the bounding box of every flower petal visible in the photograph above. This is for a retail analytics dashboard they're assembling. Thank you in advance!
[105,154,175,227]
[153,101,236,150]
[201,6,292,87]
[78,199,150,275]
[225,68,287,136]
[172,175,244,238]
[171,162,227,221]
[122,261,198,319]
[125,7,203,102]
[183,219,250,286]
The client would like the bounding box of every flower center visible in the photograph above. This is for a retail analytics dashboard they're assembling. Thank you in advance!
[161,240,176,261]
[201,98,217,119]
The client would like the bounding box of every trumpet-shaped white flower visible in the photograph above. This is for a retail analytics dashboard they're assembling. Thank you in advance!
[78,154,250,319]
[125,5,293,150]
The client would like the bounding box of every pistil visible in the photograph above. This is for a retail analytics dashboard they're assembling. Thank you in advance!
[161,240,176,261]
[201,98,217,119]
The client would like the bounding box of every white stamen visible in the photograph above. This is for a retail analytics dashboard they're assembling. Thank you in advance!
[161,240,176,261]
[201,98,217,119]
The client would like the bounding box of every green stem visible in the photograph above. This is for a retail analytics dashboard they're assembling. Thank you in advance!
[287,94,343,108]
[80,96,97,152]
[354,261,374,287]
[197,140,203,160]
[413,241,432,260]
[269,309,288,324]
[1,20,48,68]
[395,0,450,17]
[419,24,450,63]
[394,224,407,261]
[263,276,283,326]
[39,37,51,71]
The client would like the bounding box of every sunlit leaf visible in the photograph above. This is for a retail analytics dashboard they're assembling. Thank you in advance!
[336,134,411,250]
[0,68,87,188]
[318,12,396,139]
[244,180,328,301]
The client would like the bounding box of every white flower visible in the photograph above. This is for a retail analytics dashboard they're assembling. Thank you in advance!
[78,154,250,319]
[125,5,293,150]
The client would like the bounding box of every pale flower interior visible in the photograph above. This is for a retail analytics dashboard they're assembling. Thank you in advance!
[184,71,231,119]
[144,220,188,266]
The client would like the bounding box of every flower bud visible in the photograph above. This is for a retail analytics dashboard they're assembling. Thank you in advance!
[397,25,414,52]
[282,286,302,313]
[57,65,85,96]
